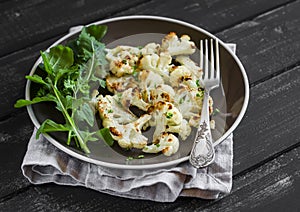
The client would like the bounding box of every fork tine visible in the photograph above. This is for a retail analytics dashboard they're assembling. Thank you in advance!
[215,39,220,80]
[210,39,215,79]
[199,40,203,70]
[204,39,208,79]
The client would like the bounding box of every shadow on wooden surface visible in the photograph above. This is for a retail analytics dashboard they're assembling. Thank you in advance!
[0,0,299,211]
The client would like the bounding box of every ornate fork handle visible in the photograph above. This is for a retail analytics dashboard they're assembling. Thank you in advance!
[189,90,215,168]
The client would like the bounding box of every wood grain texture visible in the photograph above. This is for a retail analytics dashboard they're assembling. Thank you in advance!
[0,38,59,119]
[0,138,299,211]
[0,0,149,56]
[233,65,300,174]
[217,0,300,84]
[1,0,299,119]
[0,111,33,197]
[0,0,298,190]
[0,185,182,212]
[175,145,300,211]
[115,0,293,33]
[0,0,300,210]
[0,0,293,57]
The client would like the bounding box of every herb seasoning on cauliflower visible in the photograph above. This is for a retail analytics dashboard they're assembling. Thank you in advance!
[143,132,179,156]
[97,31,213,157]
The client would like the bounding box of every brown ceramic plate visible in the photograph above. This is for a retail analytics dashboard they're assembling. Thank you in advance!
[26,16,249,169]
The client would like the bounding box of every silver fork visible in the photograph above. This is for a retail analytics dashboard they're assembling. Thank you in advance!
[189,39,220,168]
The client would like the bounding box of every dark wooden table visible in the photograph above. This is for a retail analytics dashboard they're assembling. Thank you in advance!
[1,0,300,211]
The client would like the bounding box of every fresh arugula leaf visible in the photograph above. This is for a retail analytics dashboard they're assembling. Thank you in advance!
[42,45,74,73]
[78,130,99,143]
[76,28,100,61]
[75,102,95,127]
[99,79,106,88]
[85,25,107,41]
[96,128,114,146]
[15,25,110,154]
[14,94,56,108]
[25,75,47,85]
[36,119,70,139]
[54,67,77,84]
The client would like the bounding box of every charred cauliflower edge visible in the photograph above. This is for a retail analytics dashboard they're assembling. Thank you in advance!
[96,32,214,156]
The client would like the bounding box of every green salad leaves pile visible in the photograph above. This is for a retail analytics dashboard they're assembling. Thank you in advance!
[15,25,114,153]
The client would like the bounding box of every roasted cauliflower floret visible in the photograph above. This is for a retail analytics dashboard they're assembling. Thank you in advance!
[165,118,191,140]
[165,105,182,126]
[97,95,137,125]
[106,46,140,77]
[98,31,215,156]
[112,114,152,149]
[174,85,213,128]
[174,86,202,119]
[140,52,172,78]
[141,43,160,55]
[161,32,196,56]
[106,75,138,93]
[170,66,196,88]
[140,53,159,72]
[120,87,149,111]
[176,55,203,80]
[157,52,172,71]
[111,61,133,77]
[149,101,183,141]
[142,133,179,156]
[150,84,175,103]
[138,70,165,103]
[178,119,191,140]
[139,70,164,89]
[98,94,151,149]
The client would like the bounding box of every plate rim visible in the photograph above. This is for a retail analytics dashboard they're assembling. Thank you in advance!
[25,15,250,170]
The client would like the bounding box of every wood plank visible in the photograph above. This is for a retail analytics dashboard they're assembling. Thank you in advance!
[0,0,299,209]
[175,145,300,211]
[1,0,299,119]
[0,185,182,211]
[116,0,293,33]
[0,37,58,118]
[0,0,298,192]
[0,111,33,197]
[217,0,300,83]
[232,65,300,174]
[1,136,299,211]
[0,0,149,56]
[0,0,292,57]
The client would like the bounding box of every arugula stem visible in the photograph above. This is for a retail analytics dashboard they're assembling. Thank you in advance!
[15,25,110,154]
[52,84,90,153]
[85,42,95,82]
[67,130,72,145]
